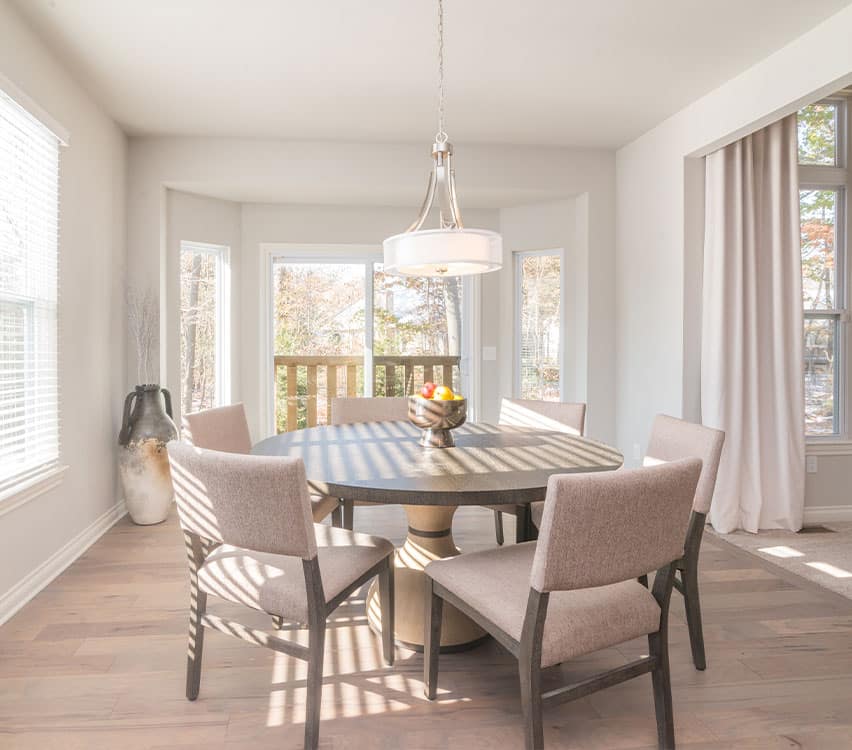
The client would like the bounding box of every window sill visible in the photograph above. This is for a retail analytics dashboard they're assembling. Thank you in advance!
[805,440,852,457]
[0,465,69,519]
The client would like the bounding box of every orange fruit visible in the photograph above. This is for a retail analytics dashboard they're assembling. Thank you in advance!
[433,385,454,400]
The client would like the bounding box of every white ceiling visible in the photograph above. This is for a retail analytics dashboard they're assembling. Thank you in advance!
[12,0,852,148]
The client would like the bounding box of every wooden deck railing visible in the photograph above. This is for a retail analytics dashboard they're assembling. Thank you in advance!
[273,354,461,431]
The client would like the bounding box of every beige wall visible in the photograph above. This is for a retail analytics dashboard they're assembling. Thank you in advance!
[0,0,127,619]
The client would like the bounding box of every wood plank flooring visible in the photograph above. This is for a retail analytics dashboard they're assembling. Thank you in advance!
[3,505,852,749]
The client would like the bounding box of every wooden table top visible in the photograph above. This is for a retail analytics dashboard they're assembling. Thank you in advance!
[252,421,623,506]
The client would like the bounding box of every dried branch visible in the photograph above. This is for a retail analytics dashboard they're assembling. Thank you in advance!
[126,287,158,385]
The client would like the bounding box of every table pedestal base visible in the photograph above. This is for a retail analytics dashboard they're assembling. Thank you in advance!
[366,504,487,652]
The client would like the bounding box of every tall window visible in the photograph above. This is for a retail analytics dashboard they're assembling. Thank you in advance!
[179,242,230,415]
[269,249,466,432]
[798,100,848,436]
[0,90,60,493]
[515,249,562,401]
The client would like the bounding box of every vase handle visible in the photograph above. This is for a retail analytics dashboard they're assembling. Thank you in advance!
[119,390,137,446]
[161,387,174,419]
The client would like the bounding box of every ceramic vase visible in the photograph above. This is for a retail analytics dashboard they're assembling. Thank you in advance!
[118,385,178,525]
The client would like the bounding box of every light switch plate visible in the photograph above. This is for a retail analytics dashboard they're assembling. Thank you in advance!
[482,346,497,361]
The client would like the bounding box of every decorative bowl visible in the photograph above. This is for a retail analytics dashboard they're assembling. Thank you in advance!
[408,396,467,448]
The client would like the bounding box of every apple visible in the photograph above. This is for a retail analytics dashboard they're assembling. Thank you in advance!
[433,385,454,400]
[421,381,437,399]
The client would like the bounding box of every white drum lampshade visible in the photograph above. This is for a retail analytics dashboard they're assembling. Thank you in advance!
[383,228,502,277]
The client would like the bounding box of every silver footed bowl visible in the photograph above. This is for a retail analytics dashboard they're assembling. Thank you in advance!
[408,396,467,448]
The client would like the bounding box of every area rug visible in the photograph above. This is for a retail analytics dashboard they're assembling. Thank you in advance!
[708,521,852,602]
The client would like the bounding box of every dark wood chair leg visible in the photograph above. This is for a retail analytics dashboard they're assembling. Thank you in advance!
[515,504,531,543]
[494,510,505,545]
[519,589,547,750]
[186,586,206,701]
[648,630,675,750]
[638,574,649,587]
[271,615,284,629]
[331,503,343,528]
[519,655,543,750]
[304,621,327,750]
[423,579,443,700]
[342,498,354,530]
[378,558,395,666]
[682,565,706,670]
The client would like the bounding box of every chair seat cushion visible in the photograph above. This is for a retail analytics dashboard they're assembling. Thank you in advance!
[426,543,660,668]
[198,525,394,623]
[530,501,544,528]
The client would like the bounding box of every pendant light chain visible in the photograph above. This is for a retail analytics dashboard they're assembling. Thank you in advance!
[436,0,448,144]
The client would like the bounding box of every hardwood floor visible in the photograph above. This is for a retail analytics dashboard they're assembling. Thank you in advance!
[3,505,852,749]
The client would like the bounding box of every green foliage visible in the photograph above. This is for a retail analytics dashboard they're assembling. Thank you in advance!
[798,104,836,166]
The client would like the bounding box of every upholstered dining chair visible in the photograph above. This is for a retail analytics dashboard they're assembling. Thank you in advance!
[529,414,725,671]
[424,458,702,750]
[486,398,586,544]
[330,397,409,529]
[182,403,341,525]
[168,442,395,750]
[640,414,725,671]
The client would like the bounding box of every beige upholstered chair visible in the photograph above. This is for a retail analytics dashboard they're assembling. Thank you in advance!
[487,398,587,544]
[641,414,725,670]
[529,414,725,672]
[168,442,395,750]
[425,459,702,750]
[330,397,409,529]
[182,403,341,524]
[182,403,253,454]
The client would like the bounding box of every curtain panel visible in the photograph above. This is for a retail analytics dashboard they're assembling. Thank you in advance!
[702,114,805,534]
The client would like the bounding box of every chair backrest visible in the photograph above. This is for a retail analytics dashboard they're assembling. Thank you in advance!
[168,441,317,559]
[644,414,725,515]
[531,459,701,593]
[498,398,586,436]
[182,403,252,455]
[330,397,409,425]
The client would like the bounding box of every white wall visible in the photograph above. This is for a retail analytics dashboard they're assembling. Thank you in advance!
[615,3,852,515]
[131,139,616,443]
[0,0,127,619]
[165,190,242,427]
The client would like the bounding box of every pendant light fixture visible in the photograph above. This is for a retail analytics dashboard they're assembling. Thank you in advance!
[383,0,503,277]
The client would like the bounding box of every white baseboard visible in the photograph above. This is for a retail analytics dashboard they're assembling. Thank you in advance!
[804,505,852,525]
[0,500,127,626]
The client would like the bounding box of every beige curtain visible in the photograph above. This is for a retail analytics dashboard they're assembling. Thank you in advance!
[702,114,804,534]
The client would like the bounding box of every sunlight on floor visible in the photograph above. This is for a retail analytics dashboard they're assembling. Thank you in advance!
[806,561,852,579]
[758,545,805,558]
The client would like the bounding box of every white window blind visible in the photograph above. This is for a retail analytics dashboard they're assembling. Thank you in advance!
[0,88,60,494]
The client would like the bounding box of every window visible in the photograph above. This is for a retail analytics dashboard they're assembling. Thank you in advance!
[0,89,60,493]
[268,247,468,432]
[515,249,563,401]
[798,100,849,436]
[179,242,230,415]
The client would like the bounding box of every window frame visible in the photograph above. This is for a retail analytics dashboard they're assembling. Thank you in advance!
[799,96,850,441]
[0,81,66,506]
[513,247,566,402]
[258,243,478,437]
[178,241,231,413]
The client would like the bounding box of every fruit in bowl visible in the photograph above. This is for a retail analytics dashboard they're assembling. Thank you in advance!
[408,387,466,448]
[421,382,437,399]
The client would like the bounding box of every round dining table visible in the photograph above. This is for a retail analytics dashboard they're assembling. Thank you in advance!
[253,420,623,650]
